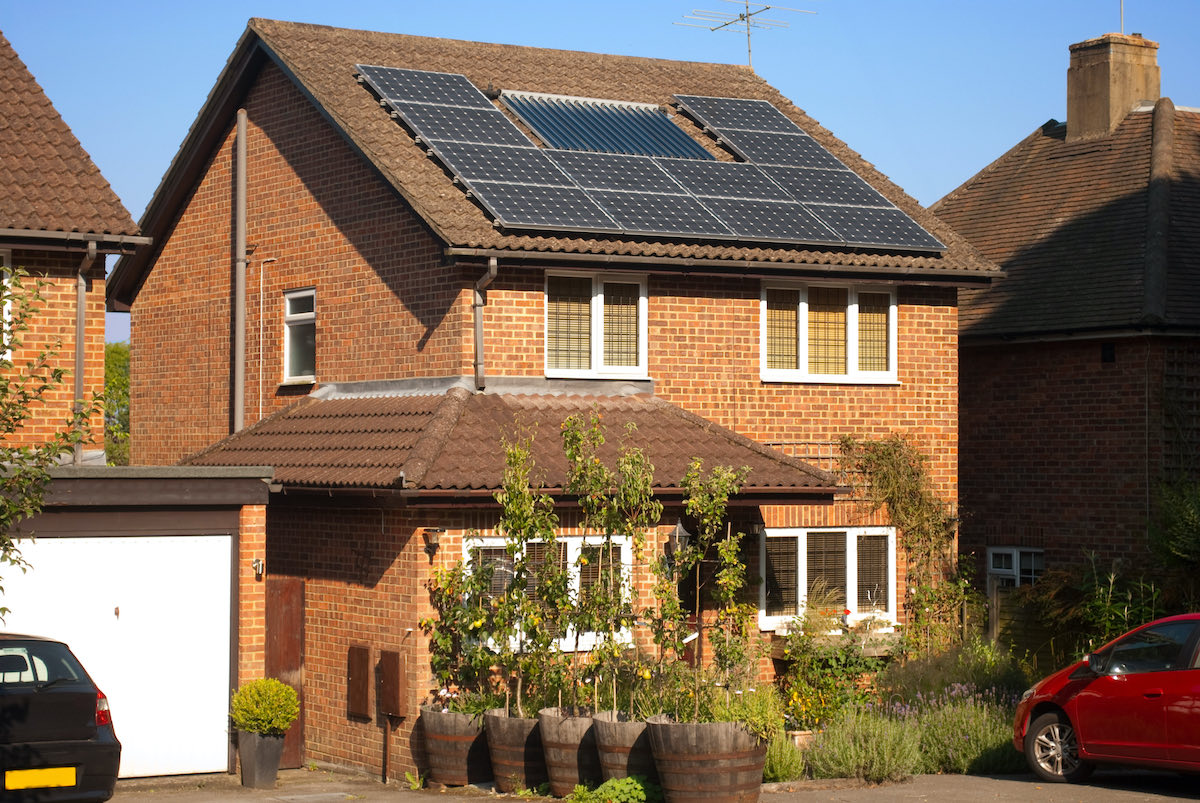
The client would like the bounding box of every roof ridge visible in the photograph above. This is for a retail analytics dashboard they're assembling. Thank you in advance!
[399,386,472,488]
[1142,96,1174,324]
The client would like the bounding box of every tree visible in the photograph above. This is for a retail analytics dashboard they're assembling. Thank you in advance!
[1,270,99,614]
[104,341,130,465]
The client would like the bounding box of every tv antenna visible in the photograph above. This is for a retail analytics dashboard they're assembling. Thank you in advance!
[676,1,814,70]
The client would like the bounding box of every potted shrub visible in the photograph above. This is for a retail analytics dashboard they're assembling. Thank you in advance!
[557,413,663,785]
[644,459,770,803]
[230,677,300,789]
[481,434,565,793]
[419,557,497,786]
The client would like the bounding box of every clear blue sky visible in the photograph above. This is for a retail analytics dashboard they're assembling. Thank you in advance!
[4,1,1199,343]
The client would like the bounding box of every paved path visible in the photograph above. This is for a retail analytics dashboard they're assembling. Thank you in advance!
[110,767,1200,802]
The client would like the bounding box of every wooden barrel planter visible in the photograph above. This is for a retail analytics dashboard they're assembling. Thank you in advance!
[645,715,766,803]
[593,711,658,782]
[538,707,603,796]
[484,708,548,793]
[420,705,492,786]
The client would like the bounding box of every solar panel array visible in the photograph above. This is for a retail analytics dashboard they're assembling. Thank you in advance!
[355,64,944,251]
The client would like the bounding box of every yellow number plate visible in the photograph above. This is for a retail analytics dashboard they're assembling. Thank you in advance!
[5,766,77,790]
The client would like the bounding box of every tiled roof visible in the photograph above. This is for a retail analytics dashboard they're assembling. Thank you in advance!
[933,101,1200,336]
[182,387,837,497]
[110,18,998,305]
[249,19,990,275]
[0,32,138,237]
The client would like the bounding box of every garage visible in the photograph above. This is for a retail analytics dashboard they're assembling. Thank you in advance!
[1,466,271,778]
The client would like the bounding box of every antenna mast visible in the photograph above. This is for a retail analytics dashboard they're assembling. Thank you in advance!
[676,1,814,70]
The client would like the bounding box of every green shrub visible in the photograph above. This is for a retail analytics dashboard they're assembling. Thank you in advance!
[230,677,300,736]
[707,686,786,742]
[917,698,1023,774]
[762,735,805,782]
[875,637,1028,701]
[569,776,662,803]
[806,708,919,784]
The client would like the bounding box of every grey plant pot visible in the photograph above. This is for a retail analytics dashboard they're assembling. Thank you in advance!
[237,731,285,789]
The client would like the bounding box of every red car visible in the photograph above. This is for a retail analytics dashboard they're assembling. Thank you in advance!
[1013,613,1200,782]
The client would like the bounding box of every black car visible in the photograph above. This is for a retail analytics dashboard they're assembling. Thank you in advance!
[0,634,120,802]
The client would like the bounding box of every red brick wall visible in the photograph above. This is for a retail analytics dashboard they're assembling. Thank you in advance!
[2,250,105,449]
[129,63,461,465]
[959,337,1164,572]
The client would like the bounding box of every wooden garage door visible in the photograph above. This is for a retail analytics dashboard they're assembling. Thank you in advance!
[2,534,232,777]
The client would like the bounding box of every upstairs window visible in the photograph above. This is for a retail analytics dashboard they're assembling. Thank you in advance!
[546,272,647,379]
[761,284,896,383]
[283,288,315,383]
[759,527,896,631]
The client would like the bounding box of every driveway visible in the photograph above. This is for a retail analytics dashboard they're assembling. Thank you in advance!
[111,767,1200,802]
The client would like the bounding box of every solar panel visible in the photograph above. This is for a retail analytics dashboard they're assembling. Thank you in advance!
[356,65,494,109]
[761,166,889,206]
[430,142,574,186]
[549,151,681,193]
[700,198,841,243]
[470,182,618,230]
[588,190,732,237]
[390,102,529,147]
[717,130,847,170]
[504,92,714,160]
[673,95,798,134]
[809,204,945,250]
[654,158,790,201]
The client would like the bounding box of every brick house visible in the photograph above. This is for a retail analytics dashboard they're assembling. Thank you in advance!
[107,19,998,778]
[1,31,274,778]
[0,31,147,458]
[933,33,1200,599]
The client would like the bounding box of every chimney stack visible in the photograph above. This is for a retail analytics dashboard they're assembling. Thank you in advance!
[1067,33,1160,143]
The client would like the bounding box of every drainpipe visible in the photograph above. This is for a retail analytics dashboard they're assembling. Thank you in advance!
[473,257,497,390]
[73,239,96,466]
[233,109,248,432]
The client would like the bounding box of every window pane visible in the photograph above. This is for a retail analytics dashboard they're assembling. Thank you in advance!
[857,535,889,612]
[287,321,315,378]
[766,289,799,371]
[581,543,623,602]
[547,276,592,370]
[526,541,567,616]
[1107,622,1198,675]
[764,536,798,617]
[602,282,639,368]
[287,294,314,316]
[857,292,889,372]
[807,531,846,608]
[808,287,847,374]
[475,547,513,599]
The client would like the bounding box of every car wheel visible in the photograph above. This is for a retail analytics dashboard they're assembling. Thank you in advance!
[1025,711,1094,783]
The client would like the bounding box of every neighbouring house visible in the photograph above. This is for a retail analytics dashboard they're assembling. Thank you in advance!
[0,31,272,778]
[934,34,1200,608]
[107,19,999,779]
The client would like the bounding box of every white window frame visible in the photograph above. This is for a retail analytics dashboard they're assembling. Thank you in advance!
[464,533,633,652]
[759,282,898,384]
[986,547,1044,596]
[544,271,649,381]
[282,287,315,384]
[757,526,897,633]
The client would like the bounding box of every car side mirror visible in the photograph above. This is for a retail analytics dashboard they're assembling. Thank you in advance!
[1087,652,1110,675]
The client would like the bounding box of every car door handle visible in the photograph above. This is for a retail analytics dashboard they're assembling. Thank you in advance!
[1143,689,1164,698]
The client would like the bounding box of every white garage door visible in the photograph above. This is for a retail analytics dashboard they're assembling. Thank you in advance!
[2,534,232,777]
